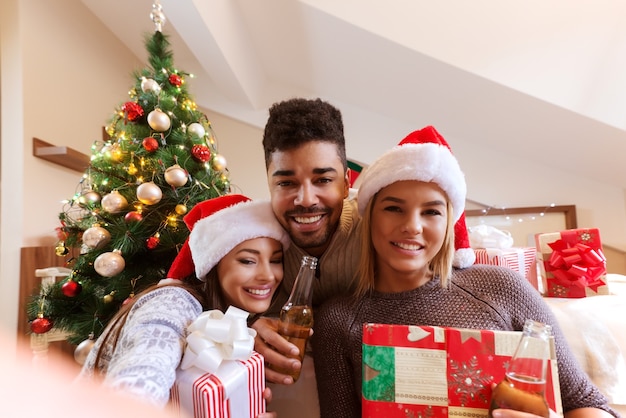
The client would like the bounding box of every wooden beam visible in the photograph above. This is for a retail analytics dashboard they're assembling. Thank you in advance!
[32,137,90,173]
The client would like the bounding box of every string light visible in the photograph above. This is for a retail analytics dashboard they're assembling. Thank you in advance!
[473,203,559,224]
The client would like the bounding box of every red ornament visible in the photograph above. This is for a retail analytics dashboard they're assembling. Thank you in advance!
[124,211,143,223]
[142,137,159,152]
[123,293,135,305]
[122,102,144,122]
[55,225,69,241]
[61,279,82,297]
[191,144,211,162]
[31,316,53,334]
[146,236,160,249]
[169,73,182,87]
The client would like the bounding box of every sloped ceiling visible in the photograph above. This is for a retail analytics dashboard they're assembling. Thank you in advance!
[81,0,626,189]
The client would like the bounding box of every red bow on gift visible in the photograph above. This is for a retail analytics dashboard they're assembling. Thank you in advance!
[546,239,606,295]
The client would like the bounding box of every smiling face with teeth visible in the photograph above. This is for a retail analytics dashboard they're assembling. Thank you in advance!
[370,180,451,293]
[267,141,349,257]
[217,237,284,314]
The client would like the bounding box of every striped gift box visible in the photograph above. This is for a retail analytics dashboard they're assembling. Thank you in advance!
[473,247,539,291]
[170,351,265,418]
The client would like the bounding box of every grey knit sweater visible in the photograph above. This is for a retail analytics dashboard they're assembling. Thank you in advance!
[312,264,618,418]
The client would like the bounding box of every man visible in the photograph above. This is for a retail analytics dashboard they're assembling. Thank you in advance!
[252,98,362,415]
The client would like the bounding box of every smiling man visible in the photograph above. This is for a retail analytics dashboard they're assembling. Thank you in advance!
[252,98,363,416]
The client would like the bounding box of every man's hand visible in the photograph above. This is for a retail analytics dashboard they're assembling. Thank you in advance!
[251,317,301,385]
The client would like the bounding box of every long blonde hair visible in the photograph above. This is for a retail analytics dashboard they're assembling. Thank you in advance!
[355,189,456,297]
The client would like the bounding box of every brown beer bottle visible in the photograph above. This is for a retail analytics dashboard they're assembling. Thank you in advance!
[270,255,317,382]
[489,319,552,418]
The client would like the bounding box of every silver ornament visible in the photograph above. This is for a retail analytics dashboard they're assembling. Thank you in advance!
[164,164,188,187]
[101,191,128,213]
[212,154,228,172]
[147,109,171,132]
[82,225,111,249]
[137,182,163,205]
[74,336,96,365]
[94,249,125,277]
[187,122,206,138]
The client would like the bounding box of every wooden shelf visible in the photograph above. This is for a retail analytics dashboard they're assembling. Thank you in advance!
[33,137,90,173]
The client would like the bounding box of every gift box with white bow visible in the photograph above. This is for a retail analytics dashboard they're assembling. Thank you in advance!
[170,306,266,418]
[362,323,562,418]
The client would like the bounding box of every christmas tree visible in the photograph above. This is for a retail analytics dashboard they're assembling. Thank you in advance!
[27,5,230,350]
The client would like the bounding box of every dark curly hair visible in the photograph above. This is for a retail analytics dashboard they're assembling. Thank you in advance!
[262,98,346,170]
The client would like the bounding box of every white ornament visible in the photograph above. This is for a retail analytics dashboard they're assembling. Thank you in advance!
[94,249,125,277]
[101,191,128,213]
[137,182,163,205]
[147,109,171,132]
[212,154,227,172]
[187,122,206,138]
[82,225,111,249]
[164,164,188,187]
[140,77,161,94]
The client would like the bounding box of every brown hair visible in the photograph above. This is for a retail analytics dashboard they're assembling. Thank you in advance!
[355,191,456,297]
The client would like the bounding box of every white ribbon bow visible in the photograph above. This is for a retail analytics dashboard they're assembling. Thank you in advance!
[469,224,514,249]
[180,306,257,373]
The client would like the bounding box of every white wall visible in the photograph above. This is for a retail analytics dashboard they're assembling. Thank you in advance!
[0,0,142,341]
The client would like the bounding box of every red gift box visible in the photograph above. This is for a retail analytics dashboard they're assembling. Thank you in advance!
[473,247,539,291]
[535,228,609,298]
[362,323,562,418]
[170,351,266,418]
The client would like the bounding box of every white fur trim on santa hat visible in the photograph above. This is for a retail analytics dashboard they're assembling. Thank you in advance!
[357,142,466,221]
[188,200,290,280]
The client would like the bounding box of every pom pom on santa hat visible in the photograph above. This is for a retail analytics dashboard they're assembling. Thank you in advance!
[357,125,475,269]
[165,194,290,281]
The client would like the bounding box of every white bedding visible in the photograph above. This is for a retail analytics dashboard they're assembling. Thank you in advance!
[544,274,626,415]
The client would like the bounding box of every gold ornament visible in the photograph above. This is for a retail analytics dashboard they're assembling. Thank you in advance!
[175,204,188,215]
[101,191,128,213]
[147,109,171,132]
[103,292,115,304]
[55,242,69,256]
[83,224,111,249]
[164,164,188,187]
[137,182,163,205]
[127,162,138,175]
[94,249,125,277]
[107,143,124,162]
[78,191,101,206]
[212,154,227,172]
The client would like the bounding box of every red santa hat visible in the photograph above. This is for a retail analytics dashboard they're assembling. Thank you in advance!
[357,126,475,269]
[166,194,290,281]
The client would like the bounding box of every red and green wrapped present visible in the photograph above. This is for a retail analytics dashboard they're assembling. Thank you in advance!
[535,228,609,298]
[473,247,539,291]
[170,306,266,418]
[362,323,562,418]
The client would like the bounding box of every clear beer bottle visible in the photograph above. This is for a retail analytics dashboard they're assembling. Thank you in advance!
[489,319,552,418]
[270,255,317,382]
